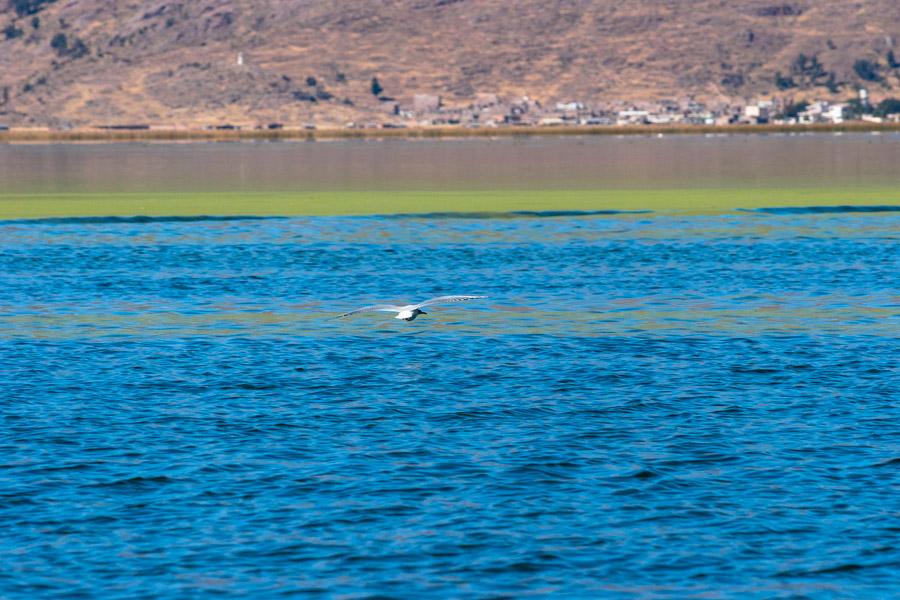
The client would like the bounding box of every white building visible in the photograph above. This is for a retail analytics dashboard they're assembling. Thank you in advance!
[824,104,847,123]
[617,110,649,125]
[555,101,584,112]
[743,101,771,123]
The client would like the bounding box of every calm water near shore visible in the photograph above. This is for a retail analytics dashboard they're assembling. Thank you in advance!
[1,135,899,597]
[4,132,900,195]
[3,133,900,219]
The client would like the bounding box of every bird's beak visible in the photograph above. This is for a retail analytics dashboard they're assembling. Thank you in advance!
[420,310,427,315]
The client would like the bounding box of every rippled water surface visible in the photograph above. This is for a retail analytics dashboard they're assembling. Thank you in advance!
[1,210,898,598]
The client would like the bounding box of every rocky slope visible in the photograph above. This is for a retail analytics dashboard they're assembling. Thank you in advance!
[1,0,899,126]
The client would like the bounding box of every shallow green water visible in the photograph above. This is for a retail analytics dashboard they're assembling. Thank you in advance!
[2,134,900,217]
[3,187,900,219]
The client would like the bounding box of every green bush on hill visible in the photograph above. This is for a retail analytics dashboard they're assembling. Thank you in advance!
[12,0,56,17]
[853,59,882,82]
[50,32,88,59]
[791,54,831,87]
[875,98,900,116]
[3,23,24,39]
[779,54,840,91]
[50,31,66,52]
[774,71,796,90]
[887,50,900,70]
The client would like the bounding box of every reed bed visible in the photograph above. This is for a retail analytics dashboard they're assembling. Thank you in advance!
[3,121,900,144]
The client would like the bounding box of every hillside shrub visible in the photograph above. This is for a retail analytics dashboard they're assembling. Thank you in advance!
[67,37,87,58]
[49,31,87,58]
[12,0,56,17]
[774,71,796,90]
[875,98,900,116]
[790,53,831,87]
[756,4,803,17]
[721,73,744,88]
[853,59,882,82]
[3,23,24,39]
[888,50,900,69]
[50,31,67,54]
[292,90,316,102]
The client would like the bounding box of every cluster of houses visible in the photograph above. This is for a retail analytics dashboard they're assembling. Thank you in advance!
[349,88,900,130]
[4,89,898,134]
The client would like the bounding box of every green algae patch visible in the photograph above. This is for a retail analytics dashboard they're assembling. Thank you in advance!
[2,188,899,219]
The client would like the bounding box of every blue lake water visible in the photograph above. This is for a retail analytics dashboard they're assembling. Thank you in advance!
[1,210,898,598]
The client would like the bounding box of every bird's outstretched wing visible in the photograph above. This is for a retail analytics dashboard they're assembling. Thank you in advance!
[337,304,402,318]
[412,295,487,309]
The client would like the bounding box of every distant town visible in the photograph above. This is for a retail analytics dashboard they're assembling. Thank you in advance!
[3,88,900,135]
[341,88,900,131]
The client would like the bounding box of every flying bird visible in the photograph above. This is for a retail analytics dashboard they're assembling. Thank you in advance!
[338,295,487,321]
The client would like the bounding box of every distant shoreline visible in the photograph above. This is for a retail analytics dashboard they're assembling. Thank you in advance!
[3,121,900,143]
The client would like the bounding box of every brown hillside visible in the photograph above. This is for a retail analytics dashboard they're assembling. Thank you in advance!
[1,0,899,127]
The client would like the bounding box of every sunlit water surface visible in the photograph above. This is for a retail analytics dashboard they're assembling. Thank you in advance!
[1,210,898,598]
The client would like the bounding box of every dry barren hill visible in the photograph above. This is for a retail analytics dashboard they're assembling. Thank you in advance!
[2,0,900,127]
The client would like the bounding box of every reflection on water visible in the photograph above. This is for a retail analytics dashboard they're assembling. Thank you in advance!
[1,211,898,597]
[4,133,900,193]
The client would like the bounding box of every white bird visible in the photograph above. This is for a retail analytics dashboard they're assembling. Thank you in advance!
[338,295,487,321]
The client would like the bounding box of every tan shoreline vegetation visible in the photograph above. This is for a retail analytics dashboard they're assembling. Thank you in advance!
[3,122,900,144]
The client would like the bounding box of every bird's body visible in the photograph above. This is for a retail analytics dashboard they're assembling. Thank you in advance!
[395,308,425,321]
[338,295,486,321]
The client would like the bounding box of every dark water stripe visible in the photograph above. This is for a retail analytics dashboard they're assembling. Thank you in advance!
[379,210,652,219]
[0,215,286,225]
[740,205,900,215]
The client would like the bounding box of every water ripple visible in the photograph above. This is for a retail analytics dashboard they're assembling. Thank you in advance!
[1,211,898,598]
